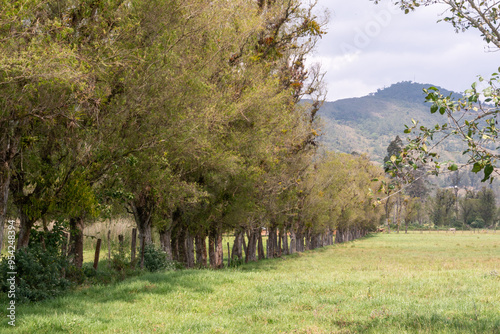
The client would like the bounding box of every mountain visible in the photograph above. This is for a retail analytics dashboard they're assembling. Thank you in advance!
[317,81,463,163]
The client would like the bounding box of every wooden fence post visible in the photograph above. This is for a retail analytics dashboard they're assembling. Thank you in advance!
[93,239,102,270]
[107,230,111,268]
[131,228,137,268]
[118,234,124,253]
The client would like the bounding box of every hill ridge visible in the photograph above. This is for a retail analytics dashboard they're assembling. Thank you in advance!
[318,81,463,163]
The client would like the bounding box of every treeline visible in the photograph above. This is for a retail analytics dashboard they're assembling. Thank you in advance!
[383,187,498,231]
[430,187,498,229]
[0,0,384,274]
[382,136,499,233]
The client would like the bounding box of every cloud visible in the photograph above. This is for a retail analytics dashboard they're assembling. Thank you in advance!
[310,0,499,101]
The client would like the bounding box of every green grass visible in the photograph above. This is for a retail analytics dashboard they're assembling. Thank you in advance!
[2,233,500,333]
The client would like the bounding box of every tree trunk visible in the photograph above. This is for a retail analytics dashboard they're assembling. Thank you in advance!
[258,229,265,260]
[297,227,304,252]
[231,231,243,260]
[245,229,257,262]
[171,228,179,262]
[68,217,85,268]
[130,201,153,253]
[242,231,247,259]
[0,132,20,252]
[16,210,36,250]
[195,234,203,267]
[208,226,218,268]
[216,231,223,269]
[282,228,289,255]
[335,229,341,244]
[268,226,277,258]
[278,228,282,257]
[159,228,173,261]
[0,162,10,251]
[176,225,187,265]
[185,231,195,268]
[289,230,296,254]
[195,232,207,268]
[170,209,182,262]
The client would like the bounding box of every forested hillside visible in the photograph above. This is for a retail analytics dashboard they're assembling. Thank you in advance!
[318,81,464,163]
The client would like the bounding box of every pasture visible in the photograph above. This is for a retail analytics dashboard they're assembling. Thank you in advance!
[2,232,499,333]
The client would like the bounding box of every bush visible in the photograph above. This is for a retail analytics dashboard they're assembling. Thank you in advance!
[107,243,139,280]
[471,218,486,229]
[0,244,71,303]
[142,244,180,272]
[0,221,82,303]
[228,257,244,268]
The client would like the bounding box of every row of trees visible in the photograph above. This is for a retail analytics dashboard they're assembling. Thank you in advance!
[432,187,498,229]
[1,0,385,271]
[378,183,498,232]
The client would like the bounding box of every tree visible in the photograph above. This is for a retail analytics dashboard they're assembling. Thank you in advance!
[431,188,455,227]
[1,0,330,269]
[373,0,500,182]
[384,136,404,165]
[476,187,497,227]
[402,196,422,231]
[302,153,385,244]
[459,189,478,228]
[0,0,92,248]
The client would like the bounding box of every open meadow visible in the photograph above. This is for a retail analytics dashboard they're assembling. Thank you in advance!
[2,232,499,334]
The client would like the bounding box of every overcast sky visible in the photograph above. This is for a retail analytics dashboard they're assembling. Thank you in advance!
[309,0,499,101]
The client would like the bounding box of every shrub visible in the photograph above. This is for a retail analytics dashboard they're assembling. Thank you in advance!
[0,221,78,303]
[108,243,139,280]
[142,244,180,272]
[471,218,486,229]
[228,257,244,268]
[0,245,71,303]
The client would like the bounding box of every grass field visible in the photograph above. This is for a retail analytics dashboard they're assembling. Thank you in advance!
[2,232,499,333]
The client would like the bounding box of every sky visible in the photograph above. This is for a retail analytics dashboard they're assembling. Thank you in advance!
[309,0,499,101]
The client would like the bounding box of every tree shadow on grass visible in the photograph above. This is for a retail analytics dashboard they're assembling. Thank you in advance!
[10,268,216,327]
[13,246,332,326]
[12,237,380,329]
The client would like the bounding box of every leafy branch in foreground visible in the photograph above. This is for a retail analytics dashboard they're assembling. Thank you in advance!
[401,74,499,182]
[373,0,500,183]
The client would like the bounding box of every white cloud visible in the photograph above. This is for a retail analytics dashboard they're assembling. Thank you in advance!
[310,0,499,101]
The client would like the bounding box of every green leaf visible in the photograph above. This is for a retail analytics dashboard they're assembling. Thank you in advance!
[448,164,458,171]
[472,162,482,173]
[430,104,438,114]
[482,164,494,182]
